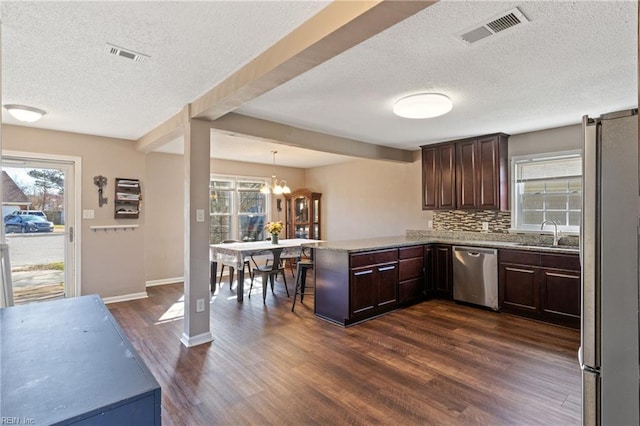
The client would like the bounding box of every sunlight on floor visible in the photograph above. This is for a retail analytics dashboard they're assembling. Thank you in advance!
[152,279,275,322]
[222,278,266,300]
[155,294,184,325]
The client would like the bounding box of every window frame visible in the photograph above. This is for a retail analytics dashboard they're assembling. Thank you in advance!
[210,174,271,243]
[510,150,582,235]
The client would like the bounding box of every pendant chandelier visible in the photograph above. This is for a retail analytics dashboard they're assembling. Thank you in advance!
[260,151,291,195]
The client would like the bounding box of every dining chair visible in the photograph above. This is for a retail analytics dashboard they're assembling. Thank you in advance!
[291,246,314,312]
[218,240,252,290]
[249,248,289,303]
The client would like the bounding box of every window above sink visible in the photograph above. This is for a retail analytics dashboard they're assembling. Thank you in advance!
[511,150,582,235]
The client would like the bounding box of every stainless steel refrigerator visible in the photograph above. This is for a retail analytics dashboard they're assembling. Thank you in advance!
[580,109,639,425]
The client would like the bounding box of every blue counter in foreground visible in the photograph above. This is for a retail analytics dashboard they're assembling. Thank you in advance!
[1,295,161,425]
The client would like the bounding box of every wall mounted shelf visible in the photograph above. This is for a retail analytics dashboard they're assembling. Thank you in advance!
[114,178,141,219]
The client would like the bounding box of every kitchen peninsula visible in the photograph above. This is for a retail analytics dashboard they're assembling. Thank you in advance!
[309,234,580,327]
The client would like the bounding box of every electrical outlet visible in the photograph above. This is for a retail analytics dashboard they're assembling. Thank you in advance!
[427,220,433,229]
[482,222,489,231]
[196,298,205,312]
[196,209,205,222]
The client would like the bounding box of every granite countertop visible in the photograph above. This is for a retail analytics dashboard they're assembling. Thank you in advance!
[305,235,580,255]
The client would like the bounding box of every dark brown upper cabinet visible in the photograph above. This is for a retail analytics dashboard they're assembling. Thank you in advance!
[421,133,509,211]
[421,143,456,210]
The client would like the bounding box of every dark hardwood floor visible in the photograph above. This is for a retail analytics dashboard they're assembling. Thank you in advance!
[108,276,581,425]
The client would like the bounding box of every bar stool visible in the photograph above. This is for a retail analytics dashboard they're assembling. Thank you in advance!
[291,248,314,312]
[279,251,300,277]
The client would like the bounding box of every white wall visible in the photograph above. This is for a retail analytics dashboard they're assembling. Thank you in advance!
[2,124,146,298]
[305,152,430,241]
[509,124,581,158]
[144,152,306,282]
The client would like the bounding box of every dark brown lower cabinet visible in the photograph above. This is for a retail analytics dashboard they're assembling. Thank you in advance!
[539,253,581,328]
[433,245,453,299]
[350,266,376,315]
[499,250,540,316]
[398,245,425,304]
[349,249,399,322]
[499,249,580,328]
[424,245,434,294]
[350,262,398,316]
[315,246,428,326]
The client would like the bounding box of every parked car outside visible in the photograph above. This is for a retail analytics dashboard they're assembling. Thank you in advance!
[4,214,54,233]
[3,210,47,221]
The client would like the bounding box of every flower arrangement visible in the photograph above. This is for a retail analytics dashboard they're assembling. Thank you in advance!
[265,221,283,235]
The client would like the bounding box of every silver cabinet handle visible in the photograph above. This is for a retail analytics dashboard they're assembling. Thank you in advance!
[378,266,395,272]
[354,270,373,276]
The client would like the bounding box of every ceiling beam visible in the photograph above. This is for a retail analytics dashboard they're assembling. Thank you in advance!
[210,113,414,163]
[190,0,436,121]
[136,0,436,152]
[136,105,189,153]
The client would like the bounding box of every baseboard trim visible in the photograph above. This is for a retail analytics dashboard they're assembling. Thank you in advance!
[146,277,183,287]
[102,292,148,304]
[180,331,214,347]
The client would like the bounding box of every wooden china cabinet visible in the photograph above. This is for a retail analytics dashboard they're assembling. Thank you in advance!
[284,189,322,239]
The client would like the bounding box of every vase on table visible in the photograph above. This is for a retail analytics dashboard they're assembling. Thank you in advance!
[271,233,278,244]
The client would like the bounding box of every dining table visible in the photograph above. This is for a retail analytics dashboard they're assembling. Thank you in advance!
[210,238,318,302]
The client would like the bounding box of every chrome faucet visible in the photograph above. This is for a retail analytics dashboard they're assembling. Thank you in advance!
[540,220,560,246]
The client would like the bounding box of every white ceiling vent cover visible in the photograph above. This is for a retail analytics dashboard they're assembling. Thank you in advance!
[455,7,529,45]
[105,43,149,63]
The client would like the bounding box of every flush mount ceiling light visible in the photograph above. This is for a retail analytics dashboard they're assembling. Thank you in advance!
[260,151,291,195]
[3,104,47,123]
[393,93,453,119]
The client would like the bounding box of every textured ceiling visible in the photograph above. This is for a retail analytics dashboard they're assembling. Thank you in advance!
[1,1,637,167]
[237,0,638,148]
[0,1,328,140]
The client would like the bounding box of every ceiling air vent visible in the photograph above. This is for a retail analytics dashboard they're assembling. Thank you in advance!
[455,7,529,45]
[105,43,149,63]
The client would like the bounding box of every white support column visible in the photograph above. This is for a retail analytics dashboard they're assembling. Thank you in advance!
[181,117,213,347]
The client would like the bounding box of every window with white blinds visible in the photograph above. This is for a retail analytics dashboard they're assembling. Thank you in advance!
[512,151,582,233]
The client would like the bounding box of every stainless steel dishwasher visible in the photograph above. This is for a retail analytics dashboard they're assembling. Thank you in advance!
[452,246,499,311]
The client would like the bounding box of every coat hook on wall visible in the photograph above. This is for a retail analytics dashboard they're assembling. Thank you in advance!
[90,225,139,232]
[93,175,108,207]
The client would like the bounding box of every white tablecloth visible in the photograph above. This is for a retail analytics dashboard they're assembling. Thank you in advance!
[210,238,317,269]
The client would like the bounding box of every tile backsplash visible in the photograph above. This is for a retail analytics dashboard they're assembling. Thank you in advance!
[413,209,579,246]
[432,210,511,233]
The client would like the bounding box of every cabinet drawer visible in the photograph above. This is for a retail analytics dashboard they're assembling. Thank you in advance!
[399,278,424,303]
[350,249,398,268]
[399,245,423,260]
[499,249,539,265]
[399,257,424,281]
[540,253,580,270]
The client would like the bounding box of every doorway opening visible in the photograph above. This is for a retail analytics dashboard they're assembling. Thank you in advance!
[1,152,80,305]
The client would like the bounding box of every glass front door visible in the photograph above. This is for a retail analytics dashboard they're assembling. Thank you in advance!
[2,154,78,305]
